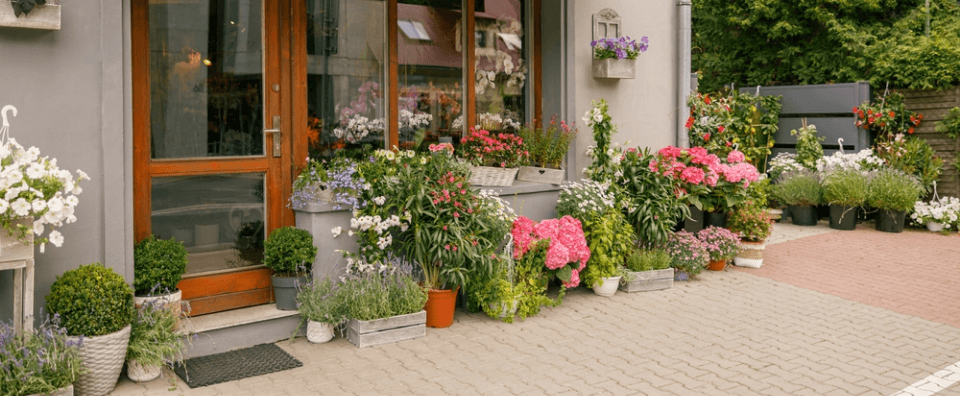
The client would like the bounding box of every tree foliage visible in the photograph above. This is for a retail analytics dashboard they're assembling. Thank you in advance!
[693,0,960,92]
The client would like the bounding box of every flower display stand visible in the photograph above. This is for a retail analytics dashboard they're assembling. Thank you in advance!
[346,310,426,348]
[1,217,35,334]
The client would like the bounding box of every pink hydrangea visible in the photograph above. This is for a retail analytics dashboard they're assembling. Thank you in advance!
[680,167,706,185]
[564,269,581,288]
[727,150,746,164]
[511,215,590,285]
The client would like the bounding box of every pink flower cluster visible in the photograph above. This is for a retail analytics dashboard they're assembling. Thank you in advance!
[650,146,722,187]
[711,151,760,188]
[459,129,528,168]
[511,215,591,288]
[428,143,454,155]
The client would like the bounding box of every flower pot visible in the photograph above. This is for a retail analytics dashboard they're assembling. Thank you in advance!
[69,325,131,396]
[816,204,831,220]
[777,206,791,223]
[133,289,183,330]
[734,241,765,268]
[591,276,621,297]
[828,205,858,231]
[674,270,689,281]
[346,310,426,348]
[271,275,309,311]
[488,299,519,319]
[619,268,674,292]
[26,384,73,396]
[767,208,783,221]
[516,166,564,184]
[592,58,636,79]
[424,289,457,328]
[706,259,727,271]
[789,205,818,226]
[306,321,335,344]
[927,221,945,233]
[684,205,704,233]
[704,211,727,228]
[126,359,161,383]
[468,166,518,187]
[876,209,906,233]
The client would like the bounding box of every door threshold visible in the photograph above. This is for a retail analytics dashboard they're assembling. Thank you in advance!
[182,304,299,335]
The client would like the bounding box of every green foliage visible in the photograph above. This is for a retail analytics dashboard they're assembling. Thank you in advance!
[791,125,824,170]
[692,0,960,93]
[936,107,960,140]
[0,315,84,395]
[263,227,317,277]
[583,99,620,185]
[297,277,347,325]
[773,171,822,206]
[46,263,134,337]
[728,200,774,242]
[624,248,671,273]
[126,300,190,369]
[580,209,636,288]
[618,148,689,245]
[875,134,944,192]
[517,116,577,169]
[133,235,188,296]
[822,169,869,206]
[338,269,428,322]
[747,178,772,208]
[686,91,782,168]
[867,168,924,211]
[476,250,559,323]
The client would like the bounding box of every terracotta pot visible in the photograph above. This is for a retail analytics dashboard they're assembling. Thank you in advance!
[424,288,458,328]
[706,259,727,271]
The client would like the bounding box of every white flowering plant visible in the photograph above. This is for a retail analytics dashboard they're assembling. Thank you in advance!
[556,180,616,219]
[0,139,87,251]
[332,115,385,145]
[816,149,884,176]
[912,196,960,231]
[767,152,806,181]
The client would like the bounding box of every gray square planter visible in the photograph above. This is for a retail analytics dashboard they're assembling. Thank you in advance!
[0,2,61,30]
[619,268,674,292]
[346,310,426,348]
[592,58,636,79]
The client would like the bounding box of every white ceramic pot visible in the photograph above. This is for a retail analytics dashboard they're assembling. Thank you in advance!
[306,321,335,344]
[134,289,182,309]
[126,359,162,383]
[592,276,621,297]
[927,221,944,232]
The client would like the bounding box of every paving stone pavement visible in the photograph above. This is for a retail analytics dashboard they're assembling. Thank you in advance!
[111,223,960,396]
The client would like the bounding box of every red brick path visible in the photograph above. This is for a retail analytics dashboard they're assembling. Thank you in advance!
[738,227,960,329]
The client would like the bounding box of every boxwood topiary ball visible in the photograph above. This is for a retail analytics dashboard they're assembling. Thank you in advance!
[133,235,188,296]
[46,263,134,337]
[263,227,317,277]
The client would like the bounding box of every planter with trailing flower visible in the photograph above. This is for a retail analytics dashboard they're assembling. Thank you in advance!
[591,36,649,79]
[458,129,525,186]
[697,226,741,271]
[912,197,960,234]
[867,168,923,233]
[125,298,190,383]
[728,200,773,268]
[263,227,316,311]
[1,315,83,396]
[516,116,576,184]
[620,248,674,292]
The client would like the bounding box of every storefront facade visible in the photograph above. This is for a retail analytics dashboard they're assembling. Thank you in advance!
[0,0,687,355]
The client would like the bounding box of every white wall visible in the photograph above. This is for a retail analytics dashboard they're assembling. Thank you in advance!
[572,1,679,175]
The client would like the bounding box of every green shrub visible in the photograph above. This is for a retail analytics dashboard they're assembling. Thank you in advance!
[867,169,923,212]
[297,277,346,324]
[46,263,134,337]
[263,227,317,276]
[580,208,635,288]
[936,107,960,140]
[822,169,869,206]
[133,235,188,296]
[773,171,822,206]
[624,248,671,272]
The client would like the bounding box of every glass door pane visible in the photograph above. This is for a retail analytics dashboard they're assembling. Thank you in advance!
[474,0,526,131]
[149,0,265,159]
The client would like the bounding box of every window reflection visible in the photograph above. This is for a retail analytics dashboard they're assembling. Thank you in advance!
[474,0,526,133]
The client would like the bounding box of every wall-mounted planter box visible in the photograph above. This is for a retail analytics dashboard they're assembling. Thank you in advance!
[346,310,426,348]
[592,58,635,79]
[0,2,61,30]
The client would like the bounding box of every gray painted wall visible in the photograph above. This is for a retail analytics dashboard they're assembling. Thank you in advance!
[0,0,131,323]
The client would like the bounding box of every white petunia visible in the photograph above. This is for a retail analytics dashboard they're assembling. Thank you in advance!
[47,197,63,213]
[11,198,30,217]
[0,199,8,214]
[33,220,44,236]
[331,226,342,237]
[49,230,64,247]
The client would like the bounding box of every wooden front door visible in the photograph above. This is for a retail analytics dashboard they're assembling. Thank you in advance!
[133,0,297,315]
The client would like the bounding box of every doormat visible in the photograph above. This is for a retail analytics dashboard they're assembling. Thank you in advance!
[173,343,302,388]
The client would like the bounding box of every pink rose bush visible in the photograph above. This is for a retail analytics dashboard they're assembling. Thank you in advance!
[512,215,590,288]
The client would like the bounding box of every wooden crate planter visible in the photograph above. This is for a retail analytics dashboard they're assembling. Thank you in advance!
[0,2,61,30]
[345,310,426,348]
[619,268,674,293]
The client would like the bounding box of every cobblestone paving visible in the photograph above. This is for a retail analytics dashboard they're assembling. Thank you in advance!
[113,265,960,395]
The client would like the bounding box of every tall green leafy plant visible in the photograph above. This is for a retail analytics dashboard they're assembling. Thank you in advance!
[618,148,688,245]
[583,99,620,185]
[875,134,943,192]
[791,125,824,170]
[580,209,635,288]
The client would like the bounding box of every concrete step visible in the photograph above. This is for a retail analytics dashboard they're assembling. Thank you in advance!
[180,304,302,358]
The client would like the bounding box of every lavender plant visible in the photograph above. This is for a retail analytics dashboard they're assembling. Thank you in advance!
[1,314,84,395]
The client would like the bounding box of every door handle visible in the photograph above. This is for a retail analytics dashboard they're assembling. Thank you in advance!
[264,115,281,157]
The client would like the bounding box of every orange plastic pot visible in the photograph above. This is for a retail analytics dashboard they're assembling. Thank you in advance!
[425,288,458,328]
[707,259,727,271]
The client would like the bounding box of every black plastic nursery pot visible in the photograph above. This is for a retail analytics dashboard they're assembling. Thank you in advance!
[829,205,858,231]
[789,205,818,226]
[684,205,704,233]
[876,209,906,233]
[777,206,791,223]
[816,204,831,220]
[704,211,727,229]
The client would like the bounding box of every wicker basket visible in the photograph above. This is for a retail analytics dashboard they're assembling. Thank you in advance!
[469,166,518,187]
[516,166,564,184]
[734,241,765,268]
[69,325,131,396]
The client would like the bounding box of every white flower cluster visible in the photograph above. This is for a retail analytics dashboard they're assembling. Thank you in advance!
[912,196,960,229]
[0,138,87,251]
[558,180,616,214]
[582,106,603,126]
[816,149,884,175]
[768,152,807,180]
[333,115,385,144]
[471,112,520,131]
[399,109,433,131]
[344,211,411,250]
[477,189,516,222]
[374,149,416,162]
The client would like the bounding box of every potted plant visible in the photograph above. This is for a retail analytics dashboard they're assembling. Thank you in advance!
[773,170,822,226]
[591,36,649,79]
[45,263,134,396]
[1,0,62,30]
[696,226,742,271]
[821,169,868,230]
[289,157,367,210]
[1,314,84,396]
[458,128,526,186]
[296,277,346,344]
[263,226,317,311]
[664,231,707,280]
[340,260,429,348]
[649,146,719,233]
[516,116,577,184]
[125,300,190,383]
[874,133,943,193]
[617,147,690,246]
[728,200,774,268]
[912,196,960,234]
[619,247,674,292]
[511,215,591,291]
[699,150,761,228]
[579,208,633,296]
[867,168,923,233]
[133,235,187,310]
